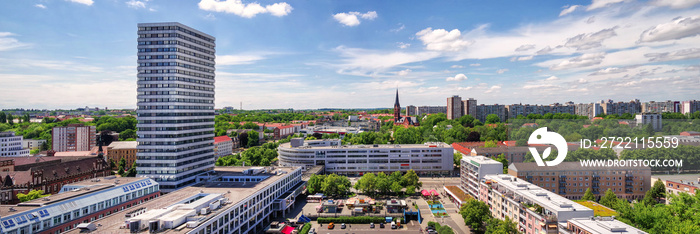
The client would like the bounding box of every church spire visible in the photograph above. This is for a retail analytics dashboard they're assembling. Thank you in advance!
[394,88,400,108]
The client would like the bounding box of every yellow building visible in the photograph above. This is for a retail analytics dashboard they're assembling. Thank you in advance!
[106,141,138,169]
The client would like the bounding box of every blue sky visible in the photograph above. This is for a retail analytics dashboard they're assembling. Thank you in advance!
[0,0,699,110]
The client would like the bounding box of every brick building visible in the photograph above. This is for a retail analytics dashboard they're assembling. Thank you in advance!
[105,141,138,169]
[51,124,96,152]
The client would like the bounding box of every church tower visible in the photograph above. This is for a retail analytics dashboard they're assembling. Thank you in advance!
[394,89,401,123]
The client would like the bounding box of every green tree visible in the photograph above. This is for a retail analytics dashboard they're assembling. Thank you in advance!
[390,181,403,195]
[483,140,499,148]
[642,179,666,205]
[119,157,127,170]
[6,113,13,125]
[117,166,125,176]
[405,185,416,196]
[321,174,351,197]
[495,154,508,173]
[307,175,325,194]
[485,114,500,124]
[247,130,259,147]
[454,152,463,166]
[582,188,595,201]
[599,189,619,208]
[376,172,392,195]
[16,190,49,202]
[354,173,377,195]
[0,112,5,123]
[23,114,30,123]
[401,170,422,190]
[460,199,491,232]
[119,129,136,140]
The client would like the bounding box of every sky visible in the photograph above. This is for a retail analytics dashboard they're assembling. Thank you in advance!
[0,0,699,110]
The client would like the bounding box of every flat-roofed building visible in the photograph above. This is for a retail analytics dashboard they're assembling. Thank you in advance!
[459,156,502,197]
[278,138,453,175]
[508,162,651,201]
[21,139,46,151]
[65,166,304,234]
[106,141,138,169]
[0,132,29,157]
[51,124,96,152]
[213,136,233,159]
[0,176,160,234]
[478,174,593,234]
[447,95,462,120]
[563,217,648,234]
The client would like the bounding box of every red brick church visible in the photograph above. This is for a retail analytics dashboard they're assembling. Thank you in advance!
[393,89,419,127]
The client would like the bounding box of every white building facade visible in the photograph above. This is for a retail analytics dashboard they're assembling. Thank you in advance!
[277,138,454,175]
[135,22,216,192]
[460,156,502,197]
[0,132,29,157]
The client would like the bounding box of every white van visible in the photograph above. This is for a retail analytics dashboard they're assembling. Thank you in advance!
[391,221,397,229]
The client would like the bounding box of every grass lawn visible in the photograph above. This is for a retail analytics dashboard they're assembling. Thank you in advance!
[575,200,618,217]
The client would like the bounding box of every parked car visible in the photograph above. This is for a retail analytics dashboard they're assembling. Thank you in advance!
[328,223,334,229]
[341,223,346,229]
[391,221,397,229]
[380,223,385,228]
[370,223,375,228]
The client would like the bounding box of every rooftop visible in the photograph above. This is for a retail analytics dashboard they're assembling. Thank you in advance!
[484,174,592,214]
[567,217,648,234]
[107,141,138,150]
[67,166,300,234]
[461,155,502,165]
[213,135,231,144]
[509,162,651,172]
[280,141,451,150]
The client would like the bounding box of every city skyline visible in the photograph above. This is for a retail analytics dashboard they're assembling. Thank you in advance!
[1,0,699,110]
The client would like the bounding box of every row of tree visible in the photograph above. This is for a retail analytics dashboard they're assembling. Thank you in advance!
[0,112,31,124]
[215,142,278,166]
[353,170,422,196]
[307,174,352,197]
[459,199,518,233]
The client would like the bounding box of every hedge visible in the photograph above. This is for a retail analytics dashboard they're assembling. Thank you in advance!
[299,223,311,234]
[317,216,386,224]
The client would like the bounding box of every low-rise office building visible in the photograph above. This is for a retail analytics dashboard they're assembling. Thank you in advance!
[479,174,593,234]
[0,132,29,157]
[508,162,651,201]
[278,138,453,175]
[67,166,305,234]
[0,176,160,234]
[22,139,47,151]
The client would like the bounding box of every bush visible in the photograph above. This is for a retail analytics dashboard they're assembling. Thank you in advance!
[317,216,386,224]
[299,223,311,234]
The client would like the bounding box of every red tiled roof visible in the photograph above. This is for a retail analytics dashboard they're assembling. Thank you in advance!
[214,136,232,143]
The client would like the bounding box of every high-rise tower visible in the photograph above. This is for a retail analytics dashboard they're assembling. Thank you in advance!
[136,22,216,192]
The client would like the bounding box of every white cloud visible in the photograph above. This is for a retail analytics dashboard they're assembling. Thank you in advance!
[536,46,555,55]
[427,86,439,90]
[469,63,481,67]
[545,76,559,81]
[638,16,700,43]
[451,65,464,68]
[397,69,412,76]
[589,67,628,75]
[333,11,377,27]
[390,24,405,33]
[515,44,536,51]
[645,48,700,61]
[416,28,472,51]
[565,27,618,50]
[457,86,473,91]
[484,85,501,93]
[653,0,700,9]
[510,55,534,61]
[217,54,265,65]
[126,0,146,9]
[548,53,606,70]
[560,5,581,17]
[204,13,216,20]
[35,4,46,9]
[446,73,468,81]
[354,80,422,90]
[332,46,441,75]
[0,33,30,51]
[67,0,93,6]
[497,69,509,74]
[198,0,292,18]
[586,16,596,24]
[587,0,628,11]
[523,83,559,89]
[397,42,411,49]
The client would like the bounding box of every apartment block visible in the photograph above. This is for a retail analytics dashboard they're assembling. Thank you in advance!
[508,162,651,201]
[476,104,507,123]
[681,100,700,114]
[459,156,503,197]
[478,174,593,234]
[447,95,463,120]
[574,103,603,119]
[213,135,233,159]
[21,139,46,151]
[0,132,29,157]
[635,113,662,131]
[462,98,477,118]
[51,124,96,152]
[600,99,641,116]
[106,141,138,169]
[415,106,447,116]
[563,217,648,234]
[641,100,679,113]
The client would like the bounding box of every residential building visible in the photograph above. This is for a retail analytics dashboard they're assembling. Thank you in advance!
[635,113,662,131]
[406,105,417,116]
[51,124,97,152]
[478,174,593,234]
[641,100,679,113]
[66,166,305,234]
[563,217,648,234]
[470,145,579,164]
[459,156,502,197]
[213,136,233,159]
[508,162,651,201]
[407,106,447,116]
[681,100,700,114]
[278,138,454,175]
[21,139,47,151]
[136,22,216,192]
[575,103,603,119]
[476,104,507,122]
[105,141,138,169]
[600,99,641,116]
[447,95,462,120]
[651,175,699,203]
[0,132,29,157]
[0,176,160,234]
[462,98,477,118]
[0,156,111,204]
